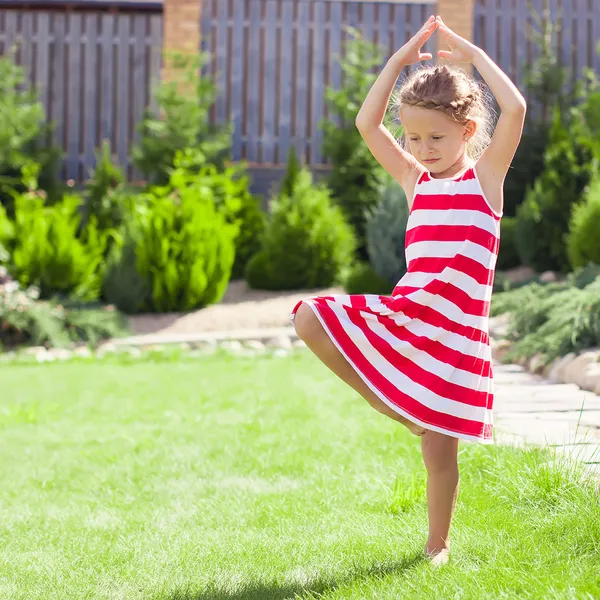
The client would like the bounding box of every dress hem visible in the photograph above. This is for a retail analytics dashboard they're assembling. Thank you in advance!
[291,299,495,445]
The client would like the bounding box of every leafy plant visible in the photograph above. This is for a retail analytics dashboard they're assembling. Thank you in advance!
[322,29,388,261]
[514,108,597,273]
[365,179,409,286]
[567,174,600,269]
[343,261,395,295]
[133,52,231,186]
[0,52,63,216]
[81,140,125,234]
[245,166,356,291]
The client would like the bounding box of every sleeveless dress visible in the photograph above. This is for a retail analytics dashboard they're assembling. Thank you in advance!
[289,166,502,444]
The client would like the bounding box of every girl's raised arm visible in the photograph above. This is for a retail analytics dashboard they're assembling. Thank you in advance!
[436,16,526,183]
[355,16,437,196]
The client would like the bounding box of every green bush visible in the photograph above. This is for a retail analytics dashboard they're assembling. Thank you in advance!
[4,170,109,301]
[567,174,600,269]
[365,179,409,285]
[81,140,125,234]
[120,154,238,313]
[497,216,520,271]
[101,221,151,314]
[133,52,231,186]
[0,266,127,349]
[245,168,356,291]
[515,108,597,273]
[502,278,600,361]
[322,29,388,261]
[0,53,63,216]
[343,261,395,295]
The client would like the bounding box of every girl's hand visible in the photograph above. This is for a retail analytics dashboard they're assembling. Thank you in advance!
[395,16,437,65]
[436,16,478,63]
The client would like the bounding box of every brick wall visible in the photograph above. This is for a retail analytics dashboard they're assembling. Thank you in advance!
[436,0,475,71]
[162,0,202,82]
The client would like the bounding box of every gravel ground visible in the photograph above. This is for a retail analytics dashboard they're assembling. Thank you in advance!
[127,280,344,336]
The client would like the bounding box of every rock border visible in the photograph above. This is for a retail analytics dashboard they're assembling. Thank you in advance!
[489,316,600,396]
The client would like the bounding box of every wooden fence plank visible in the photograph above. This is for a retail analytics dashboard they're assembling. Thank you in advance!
[35,12,50,109]
[246,0,261,161]
[116,14,129,169]
[278,0,293,164]
[149,14,162,114]
[132,15,147,179]
[51,12,66,172]
[66,12,82,180]
[215,0,227,123]
[83,12,98,179]
[262,0,277,163]
[294,1,310,162]
[230,0,244,159]
[310,0,326,164]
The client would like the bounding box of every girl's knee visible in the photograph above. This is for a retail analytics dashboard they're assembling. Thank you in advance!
[293,303,321,342]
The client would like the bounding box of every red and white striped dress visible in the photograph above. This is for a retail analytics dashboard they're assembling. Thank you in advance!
[290,166,502,443]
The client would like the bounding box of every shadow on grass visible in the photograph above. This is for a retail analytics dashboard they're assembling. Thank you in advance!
[163,552,424,600]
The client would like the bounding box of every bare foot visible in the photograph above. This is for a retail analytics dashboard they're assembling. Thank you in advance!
[425,547,450,567]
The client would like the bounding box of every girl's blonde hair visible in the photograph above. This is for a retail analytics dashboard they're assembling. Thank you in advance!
[393,65,496,160]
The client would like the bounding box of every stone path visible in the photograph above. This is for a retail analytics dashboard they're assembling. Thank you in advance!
[493,363,600,475]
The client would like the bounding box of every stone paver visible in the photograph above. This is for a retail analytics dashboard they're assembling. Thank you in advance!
[493,363,600,476]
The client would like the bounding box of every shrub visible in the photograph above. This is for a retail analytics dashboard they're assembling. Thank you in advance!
[5,170,109,301]
[503,278,600,361]
[0,53,62,216]
[133,52,231,186]
[0,266,126,349]
[365,179,409,286]
[497,216,520,271]
[245,168,356,290]
[343,261,395,295]
[515,108,597,273]
[81,140,125,234]
[120,154,238,312]
[101,221,151,314]
[322,29,388,261]
[567,174,600,269]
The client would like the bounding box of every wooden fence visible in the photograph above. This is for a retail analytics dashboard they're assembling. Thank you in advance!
[0,0,599,182]
[201,0,437,167]
[0,4,162,181]
[473,0,600,93]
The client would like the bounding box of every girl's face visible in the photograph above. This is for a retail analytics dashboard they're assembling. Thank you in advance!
[400,105,476,175]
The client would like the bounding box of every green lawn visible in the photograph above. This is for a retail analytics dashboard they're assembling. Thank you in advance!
[1,350,599,599]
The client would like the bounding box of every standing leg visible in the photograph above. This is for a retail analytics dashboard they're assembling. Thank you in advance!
[421,431,460,565]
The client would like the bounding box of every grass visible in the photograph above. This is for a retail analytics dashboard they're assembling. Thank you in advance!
[1,349,600,599]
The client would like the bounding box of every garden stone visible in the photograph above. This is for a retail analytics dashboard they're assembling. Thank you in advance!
[564,351,600,388]
[266,335,293,350]
[292,339,307,349]
[539,270,558,283]
[36,351,55,363]
[74,347,92,358]
[528,353,546,375]
[581,364,600,392]
[23,346,47,356]
[96,343,117,357]
[488,313,511,339]
[50,348,72,361]
[220,340,244,353]
[127,347,143,357]
[179,343,192,351]
[492,339,512,363]
[244,340,266,352]
[543,356,562,379]
[551,352,577,383]
[273,348,290,358]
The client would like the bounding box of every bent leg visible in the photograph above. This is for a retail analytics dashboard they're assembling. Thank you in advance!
[293,302,426,436]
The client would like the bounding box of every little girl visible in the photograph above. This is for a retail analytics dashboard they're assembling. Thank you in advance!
[290,15,526,565]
